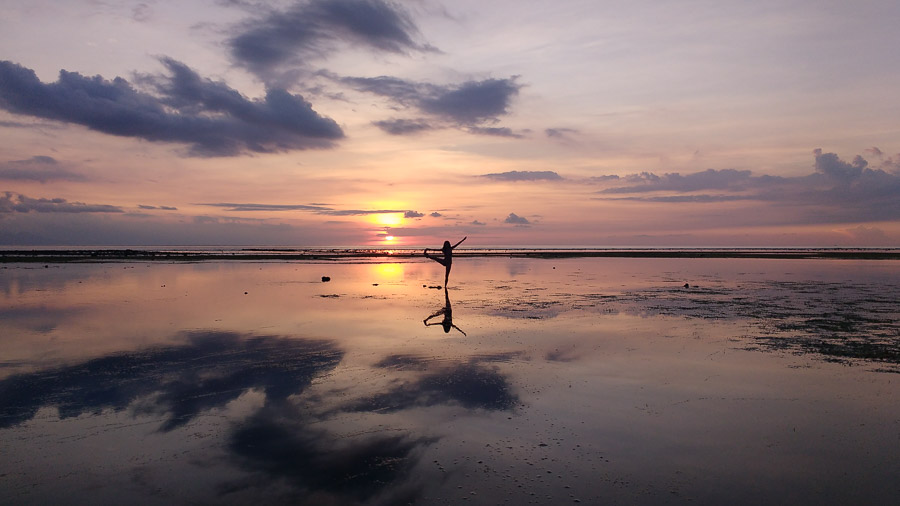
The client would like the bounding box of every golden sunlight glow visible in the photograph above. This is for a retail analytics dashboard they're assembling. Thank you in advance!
[384,235,395,242]
[371,213,403,227]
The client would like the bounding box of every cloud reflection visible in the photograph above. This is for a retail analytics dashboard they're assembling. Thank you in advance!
[0,331,343,430]
[344,355,520,412]
[226,402,435,504]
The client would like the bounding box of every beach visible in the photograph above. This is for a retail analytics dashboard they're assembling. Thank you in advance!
[1,255,898,505]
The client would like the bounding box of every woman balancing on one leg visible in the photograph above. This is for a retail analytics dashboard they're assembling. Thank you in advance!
[424,237,466,287]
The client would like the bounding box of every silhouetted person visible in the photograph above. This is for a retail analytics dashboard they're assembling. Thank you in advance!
[424,236,466,286]
[424,288,466,336]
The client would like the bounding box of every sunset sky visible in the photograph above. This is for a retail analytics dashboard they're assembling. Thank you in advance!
[1,0,899,247]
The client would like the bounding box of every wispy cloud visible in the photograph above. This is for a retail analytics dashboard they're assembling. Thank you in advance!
[0,59,343,156]
[197,202,415,216]
[372,118,434,135]
[138,205,178,211]
[481,170,562,182]
[465,126,524,138]
[0,156,87,183]
[0,192,122,213]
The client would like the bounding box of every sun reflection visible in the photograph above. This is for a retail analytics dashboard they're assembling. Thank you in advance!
[371,263,404,282]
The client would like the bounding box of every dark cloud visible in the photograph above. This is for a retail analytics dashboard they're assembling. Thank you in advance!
[228,0,431,81]
[197,201,417,217]
[0,59,343,156]
[813,148,866,183]
[592,150,900,223]
[504,213,530,225]
[0,192,122,213]
[0,155,87,183]
[0,331,343,430]
[471,219,486,226]
[418,78,520,124]
[404,210,424,218]
[599,168,754,194]
[430,212,442,217]
[481,170,562,182]
[373,118,434,135]
[341,74,521,127]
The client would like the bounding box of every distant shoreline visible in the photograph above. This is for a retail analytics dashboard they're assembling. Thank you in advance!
[3,248,900,262]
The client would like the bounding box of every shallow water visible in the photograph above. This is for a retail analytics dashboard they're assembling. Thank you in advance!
[1,257,898,505]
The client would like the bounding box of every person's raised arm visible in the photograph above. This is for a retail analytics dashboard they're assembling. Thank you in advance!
[451,236,467,249]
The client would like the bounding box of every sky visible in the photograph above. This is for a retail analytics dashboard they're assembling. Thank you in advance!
[1,0,899,247]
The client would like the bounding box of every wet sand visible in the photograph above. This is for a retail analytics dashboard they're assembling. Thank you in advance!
[1,257,898,504]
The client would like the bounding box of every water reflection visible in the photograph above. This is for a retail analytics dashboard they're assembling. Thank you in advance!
[423,288,466,335]
[1,259,898,504]
[227,402,435,504]
[0,331,343,430]
[346,354,518,412]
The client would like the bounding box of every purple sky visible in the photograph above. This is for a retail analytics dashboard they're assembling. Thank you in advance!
[1,0,899,246]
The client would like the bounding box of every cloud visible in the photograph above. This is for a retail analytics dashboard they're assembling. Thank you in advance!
[813,148,866,183]
[228,0,431,81]
[373,118,433,135]
[340,74,521,127]
[603,194,754,203]
[403,210,424,218]
[0,155,87,183]
[343,361,518,412]
[599,168,754,194]
[138,205,178,211]
[197,201,412,216]
[466,126,524,138]
[0,192,122,213]
[545,127,578,141]
[592,150,900,223]
[0,59,343,156]
[471,220,485,226]
[418,78,520,124]
[504,213,530,225]
[481,170,562,182]
[228,404,432,504]
[430,212,442,217]
[0,331,343,430]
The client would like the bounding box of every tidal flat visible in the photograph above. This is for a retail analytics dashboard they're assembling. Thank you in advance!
[1,257,898,505]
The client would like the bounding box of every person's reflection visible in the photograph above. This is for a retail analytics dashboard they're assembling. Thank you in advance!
[424,288,466,336]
